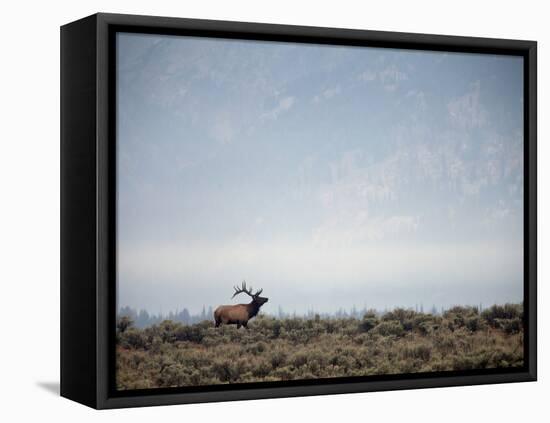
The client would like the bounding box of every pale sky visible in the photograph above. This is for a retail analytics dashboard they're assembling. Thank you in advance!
[116,32,524,315]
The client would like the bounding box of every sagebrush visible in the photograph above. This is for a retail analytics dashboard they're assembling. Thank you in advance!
[116,303,524,389]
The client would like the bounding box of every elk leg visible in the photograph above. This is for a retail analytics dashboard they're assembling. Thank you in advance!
[243,321,249,330]
[237,323,241,329]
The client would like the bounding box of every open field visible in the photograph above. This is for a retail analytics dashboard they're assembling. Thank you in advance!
[116,304,524,390]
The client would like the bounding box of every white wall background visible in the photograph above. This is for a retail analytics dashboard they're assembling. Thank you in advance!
[0,0,546,421]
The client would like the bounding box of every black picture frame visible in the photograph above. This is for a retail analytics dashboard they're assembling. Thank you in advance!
[61,12,537,409]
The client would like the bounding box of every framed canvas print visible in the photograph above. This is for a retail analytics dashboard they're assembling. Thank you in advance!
[60,13,537,409]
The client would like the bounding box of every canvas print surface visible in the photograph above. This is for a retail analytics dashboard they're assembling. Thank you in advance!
[115,32,525,390]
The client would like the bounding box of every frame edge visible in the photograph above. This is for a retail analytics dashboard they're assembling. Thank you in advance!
[86,12,538,409]
[60,14,99,409]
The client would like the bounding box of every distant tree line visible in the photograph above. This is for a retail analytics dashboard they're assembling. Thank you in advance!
[118,305,214,328]
[118,302,493,328]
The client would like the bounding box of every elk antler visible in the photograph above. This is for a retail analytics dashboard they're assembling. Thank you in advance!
[254,288,263,297]
[232,280,254,298]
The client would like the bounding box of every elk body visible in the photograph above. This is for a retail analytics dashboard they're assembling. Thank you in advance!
[214,281,268,329]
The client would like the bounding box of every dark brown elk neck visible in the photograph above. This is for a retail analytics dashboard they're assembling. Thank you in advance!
[246,301,262,318]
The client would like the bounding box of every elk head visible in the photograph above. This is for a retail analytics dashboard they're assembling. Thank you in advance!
[231,281,269,307]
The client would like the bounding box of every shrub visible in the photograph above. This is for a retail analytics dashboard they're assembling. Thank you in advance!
[372,321,405,337]
[174,323,206,343]
[158,320,180,343]
[272,366,293,380]
[211,360,238,382]
[272,320,282,338]
[292,352,309,368]
[359,314,379,333]
[494,317,523,334]
[269,349,288,369]
[117,315,134,333]
[482,304,523,326]
[401,343,431,361]
[382,308,416,324]
[252,361,272,378]
[119,328,147,349]
[465,316,486,332]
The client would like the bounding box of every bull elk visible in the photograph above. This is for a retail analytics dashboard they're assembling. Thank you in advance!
[214,281,268,329]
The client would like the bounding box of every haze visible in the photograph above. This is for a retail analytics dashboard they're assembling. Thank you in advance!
[116,33,524,315]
